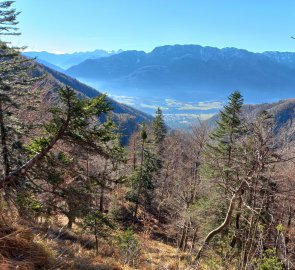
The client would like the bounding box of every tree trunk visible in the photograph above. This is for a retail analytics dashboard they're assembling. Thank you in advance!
[179,223,187,250]
[190,227,198,253]
[133,138,145,220]
[99,161,108,213]
[194,192,238,269]
[230,193,243,248]
[183,223,189,251]
[0,112,70,189]
[94,220,99,256]
[0,99,10,177]
[100,184,105,213]
[67,214,75,229]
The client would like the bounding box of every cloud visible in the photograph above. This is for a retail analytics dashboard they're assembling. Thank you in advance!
[164,113,215,121]
[195,101,223,110]
[177,105,202,110]
[165,99,183,107]
[110,95,136,106]
[140,103,168,110]
[178,101,223,111]
[164,99,223,111]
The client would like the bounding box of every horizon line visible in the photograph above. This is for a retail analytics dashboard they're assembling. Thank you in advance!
[23,43,295,55]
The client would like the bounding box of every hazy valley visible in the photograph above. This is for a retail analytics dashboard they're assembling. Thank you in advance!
[26,45,295,128]
[1,1,295,269]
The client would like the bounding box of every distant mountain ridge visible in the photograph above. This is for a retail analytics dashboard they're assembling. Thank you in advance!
[65,44,295,103]
[263,51,295,69]
[23,49,123,70]
[26,45,295,128]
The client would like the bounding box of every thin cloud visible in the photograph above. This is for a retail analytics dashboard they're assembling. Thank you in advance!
[178,101,223,111]
[164,113,215,121]
[165,99,182,107]
[140,103,168,110]
[165,98,223,111]
[110,95,136,106]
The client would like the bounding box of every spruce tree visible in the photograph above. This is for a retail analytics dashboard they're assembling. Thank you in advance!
[194,91,244,266]
[24,90,125,227]
[0,1,37,178]
[152,107,167,145]
[1,87,114,188]
[206,91,244,189]
[128,123,158,220]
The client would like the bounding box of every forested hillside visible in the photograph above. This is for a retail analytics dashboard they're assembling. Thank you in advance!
[35,63,153,144]
[0,2,294,270]
[208,98,295,144]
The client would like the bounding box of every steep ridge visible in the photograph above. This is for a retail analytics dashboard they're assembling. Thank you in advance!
[31,62,153,144]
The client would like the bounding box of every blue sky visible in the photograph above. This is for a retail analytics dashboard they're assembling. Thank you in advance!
[11,0,295,53]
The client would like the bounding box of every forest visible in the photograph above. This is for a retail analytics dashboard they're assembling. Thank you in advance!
[0,1,294,269]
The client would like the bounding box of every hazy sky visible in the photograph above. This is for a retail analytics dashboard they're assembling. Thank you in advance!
[11,0,295,53]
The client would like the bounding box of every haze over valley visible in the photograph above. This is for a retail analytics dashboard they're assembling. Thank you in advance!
[2,1,295,269]
[25,44,295,127]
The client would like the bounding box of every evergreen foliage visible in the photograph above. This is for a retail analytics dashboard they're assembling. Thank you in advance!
[0,0,38,178]
[0,3,293,269]
[127,123,158,219]
[209,90,243,154]
[152,107,167,145]
[206,91,244,189]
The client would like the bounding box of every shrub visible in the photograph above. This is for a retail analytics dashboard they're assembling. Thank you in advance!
[256,249,283,270]
[117,228,141,266]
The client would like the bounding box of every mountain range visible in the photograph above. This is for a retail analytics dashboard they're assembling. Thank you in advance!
[23,49,122,70]
[25,45,295,128]
[63,45,295,126]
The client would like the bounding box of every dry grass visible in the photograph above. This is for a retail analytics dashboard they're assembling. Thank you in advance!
[141,238,184,269]
[0,219,223,270]
[0,226,54,270]
[36,224,193,270]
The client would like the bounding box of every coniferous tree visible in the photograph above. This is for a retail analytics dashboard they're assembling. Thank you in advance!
[206,90,244,190]
[152,107,167,145]
[194,94,283,269]
[17,87,125,226]
[194,91,245,267]
[127,123,158,220]
[1,87,113,188]
[0,1,37,178]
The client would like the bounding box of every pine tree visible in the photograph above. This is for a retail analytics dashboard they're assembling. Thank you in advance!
[0,1,37,178]
[206,91,244,189]
[0,1,20,36]
[128,123,158,220]
[1,87,114,188]
[152,107,167,145]
[194,91,245,267]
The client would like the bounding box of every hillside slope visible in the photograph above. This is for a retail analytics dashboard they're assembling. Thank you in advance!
[208,98,295,143]
[32,63,152,143]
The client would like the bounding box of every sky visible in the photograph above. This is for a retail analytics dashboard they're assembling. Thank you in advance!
[10,0,295,53]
